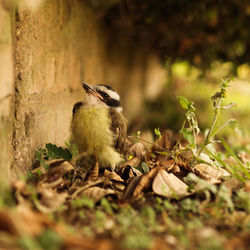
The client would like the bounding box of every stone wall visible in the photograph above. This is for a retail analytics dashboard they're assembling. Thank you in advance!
[0,1,13,184]
[0,0,166,178]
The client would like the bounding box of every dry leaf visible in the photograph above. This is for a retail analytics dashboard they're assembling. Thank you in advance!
[112,181,126,192]
[152,169,189,198]
[0,210,19,236]
[12,180,32,202]
[0,231,19,250]
[161,159,175,170]
[194,163,230,180]
[104,169,124,182]
[47,158,67,168]
[48,160,74,174]
[120,157,141,169]
[17,202,52,235]
[133,167,160,197]
[82,187,115,203]
[118,157,142,181]
[34,188,68,213]
[152,130,176,151]
[123,176,142,200]
[244,181,250,193]
[88,162,99,181]
[128,143,146,161]
[39,177,65,189]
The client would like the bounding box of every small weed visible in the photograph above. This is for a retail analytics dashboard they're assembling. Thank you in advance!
[71,196,95,209]
[36,229,63,250]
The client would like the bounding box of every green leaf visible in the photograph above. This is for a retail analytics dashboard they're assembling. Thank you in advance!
[45,143,71,161]
[37,229,63,250]
[141,162,149,173]
[72,196,95,209]
[154,128,162,139]
[181,128,195,145]
[65,141,78,158]
[178,96,196,111]
[228,119,238,128]
[177,96,190,110]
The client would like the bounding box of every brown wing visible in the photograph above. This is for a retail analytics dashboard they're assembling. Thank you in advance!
[109,108,128,154]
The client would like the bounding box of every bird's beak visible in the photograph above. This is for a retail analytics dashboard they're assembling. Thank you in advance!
[82,83,103,100]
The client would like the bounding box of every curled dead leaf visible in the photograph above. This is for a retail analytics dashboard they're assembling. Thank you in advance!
[47,158,67,168]
[39,176,65,189]
[87,162,99,181]
[12,180,32,202]
[161,159,175,170]
[133,167,161,197]
[123,176,142,200]
[128,143,146,161]
[37,160,75,189]
[118,157,142,181]
[112,181,126,192]
[17,202,52,236]
[34,188,68,213]
[194,163,230,180]
[120,157,141,169]
[152,169,189,198]
[104,169,124,182]
[81,187,116,203]
[0,210,19,236]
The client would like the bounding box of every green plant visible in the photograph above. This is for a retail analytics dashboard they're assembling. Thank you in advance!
[35,143,72,169]
[175,79,239,166]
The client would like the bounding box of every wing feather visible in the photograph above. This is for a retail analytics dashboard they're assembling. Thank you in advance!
[109,108,128,154]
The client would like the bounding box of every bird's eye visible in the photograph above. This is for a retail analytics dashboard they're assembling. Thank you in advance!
[103,93,109,98]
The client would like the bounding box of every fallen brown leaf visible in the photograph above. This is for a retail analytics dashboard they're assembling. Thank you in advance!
[88,161,99,181]
[81,187,116,203]
[0,210,19,236]
[104,169,124,182]
[34,188,68,213]
[133,167,161,197]
[123,176,142,200]
[118,157,142,181]
[152,169,189,198]
[128,142,146,161]
[194,163,230,180]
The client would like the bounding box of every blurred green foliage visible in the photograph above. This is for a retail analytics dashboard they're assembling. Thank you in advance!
[99,0,250,68]
[144,60,250,141]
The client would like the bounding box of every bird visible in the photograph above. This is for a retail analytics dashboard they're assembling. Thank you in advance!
[71,82,127,171]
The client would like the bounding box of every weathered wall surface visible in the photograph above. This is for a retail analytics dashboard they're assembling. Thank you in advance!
[0,0,165,177]
[12,0,165,175]
[0,1,13,184]
[13,0,106,174]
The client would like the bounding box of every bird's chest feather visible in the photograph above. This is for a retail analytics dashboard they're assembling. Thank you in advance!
[72,106,113,152]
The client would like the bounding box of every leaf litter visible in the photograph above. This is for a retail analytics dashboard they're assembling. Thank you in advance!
[1,81,250,249]
[1,129,249,250]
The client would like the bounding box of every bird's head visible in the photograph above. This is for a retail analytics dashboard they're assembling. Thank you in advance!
[82,83,122,112]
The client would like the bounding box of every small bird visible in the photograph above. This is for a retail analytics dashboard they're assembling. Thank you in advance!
[71,83,127,171]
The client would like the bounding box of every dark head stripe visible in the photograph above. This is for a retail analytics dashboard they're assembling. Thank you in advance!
[96,89,109,99]
[106,98,121,107]
[96,87,121,107]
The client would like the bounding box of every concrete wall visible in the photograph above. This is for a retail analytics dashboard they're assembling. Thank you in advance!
[0,0,166,177]
[0,1,13,184]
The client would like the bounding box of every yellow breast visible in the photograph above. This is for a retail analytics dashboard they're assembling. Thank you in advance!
[72,106,113,154]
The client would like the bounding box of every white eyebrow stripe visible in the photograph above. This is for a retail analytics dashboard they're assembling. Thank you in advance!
[96,85,120,101]
[106,89,120,100]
